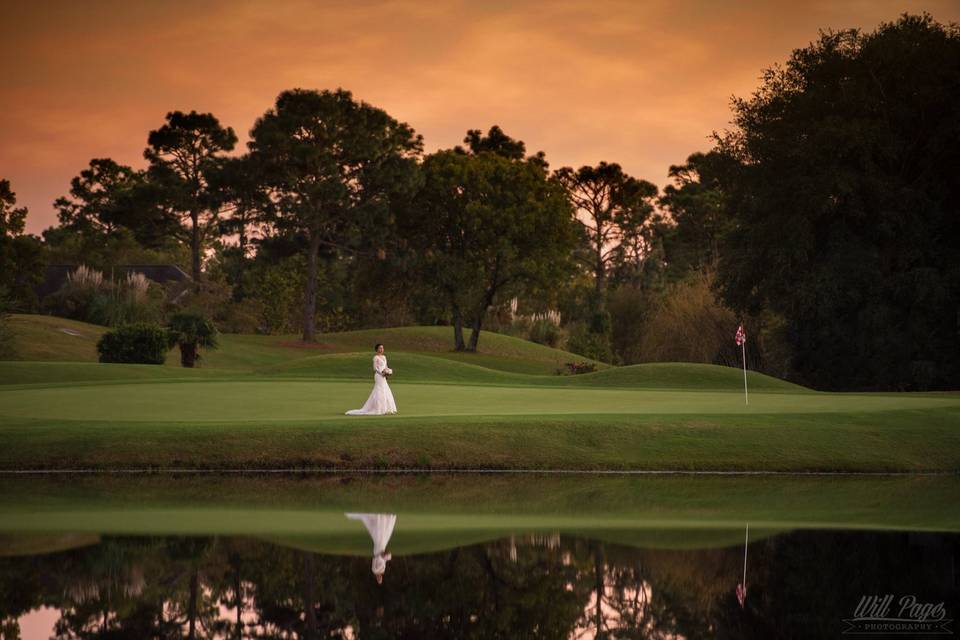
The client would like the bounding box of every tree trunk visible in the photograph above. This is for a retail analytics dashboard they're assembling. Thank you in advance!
[595,238,605,293]
[191,211,202,289]
[302,552,318,640]
[188,567,198,639]
[233,556,242,640]
[467,286,498,352]
[467,314,483,352]
[594,546,604,637]
[179,342,197,368]
[452,304,465,351]
[302,232,322,342]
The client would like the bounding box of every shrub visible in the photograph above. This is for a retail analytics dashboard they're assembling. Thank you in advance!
[528,318,560,347]
[565,321,613,363]
[125,272,150,304]
[44,265,163,327]
[43,265,109,323]
[67,264,104,289]
[0,288,15,359]
[168,312,218,368]
[608,286,653,365]
[558,361,596,375]
[216,298,266,334]
[639,270,737,366]
[504,316,532,338]
[96,323,170,364]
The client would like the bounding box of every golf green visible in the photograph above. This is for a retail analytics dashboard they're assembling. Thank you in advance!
[3,316,959,472]
[1,379,958,422]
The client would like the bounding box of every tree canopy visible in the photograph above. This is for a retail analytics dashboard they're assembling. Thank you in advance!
[143,110,238,283]
[0,179,45,311]
[714,13,960,390]
[0,179,27,237]
[54,158,144,237]
[405,145,575,351]
[554,162,659,293]
[658,151,737,278]
[248,88,423,341]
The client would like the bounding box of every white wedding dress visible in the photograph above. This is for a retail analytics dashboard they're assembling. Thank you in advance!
[345,354,397,415]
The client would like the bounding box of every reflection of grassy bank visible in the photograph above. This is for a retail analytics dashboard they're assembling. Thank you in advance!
[0,474,956,556]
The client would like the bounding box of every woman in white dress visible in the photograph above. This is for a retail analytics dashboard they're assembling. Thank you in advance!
[345,343,397,415]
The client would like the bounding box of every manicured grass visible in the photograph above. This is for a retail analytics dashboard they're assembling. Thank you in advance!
[1,403,959,471]
[0,474,957,556]
[0,379,951,422]
[2,314,958,472]
[6,314,607,374]
[258,352,806,391]
[5,314,106,362]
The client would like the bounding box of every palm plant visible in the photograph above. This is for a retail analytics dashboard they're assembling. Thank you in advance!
[168,312,218,368]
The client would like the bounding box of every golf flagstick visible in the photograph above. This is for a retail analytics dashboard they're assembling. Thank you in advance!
[736,323,748,405]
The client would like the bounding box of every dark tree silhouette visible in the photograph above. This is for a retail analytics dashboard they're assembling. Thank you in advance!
[54,158,144,237]
[0,179,27,237]
[248,88,422,342]
[554,162,659,294]
[143,110,238,285]
[659,151,738,278]
[405,147,575,351]
[714,13,960,390]
[0,179,45,311]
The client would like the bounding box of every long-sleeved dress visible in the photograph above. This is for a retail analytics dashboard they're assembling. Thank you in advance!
[345,354,397,415]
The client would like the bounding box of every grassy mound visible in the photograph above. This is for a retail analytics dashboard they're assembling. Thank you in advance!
[6,314,605,375]
[4,314,806,393]
[260,353,806,391]
[5,314,106,362]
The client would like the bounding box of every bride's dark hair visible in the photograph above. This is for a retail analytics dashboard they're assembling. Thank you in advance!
[374,343,384,351]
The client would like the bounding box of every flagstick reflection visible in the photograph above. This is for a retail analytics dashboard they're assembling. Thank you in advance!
[737,523,749,609]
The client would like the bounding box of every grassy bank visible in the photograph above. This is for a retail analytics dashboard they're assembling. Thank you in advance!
[2,315,959,472]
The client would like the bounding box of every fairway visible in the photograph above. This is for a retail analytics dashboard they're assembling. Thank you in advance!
[1,379,958,422]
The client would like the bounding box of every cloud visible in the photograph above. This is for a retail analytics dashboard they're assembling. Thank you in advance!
[1,0,957,232]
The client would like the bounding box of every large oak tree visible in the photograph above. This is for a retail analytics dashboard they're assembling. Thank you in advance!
[248,88,423,342]
[405,142,576,351]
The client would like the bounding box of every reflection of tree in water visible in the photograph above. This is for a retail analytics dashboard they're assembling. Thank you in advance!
[0,531,955,639]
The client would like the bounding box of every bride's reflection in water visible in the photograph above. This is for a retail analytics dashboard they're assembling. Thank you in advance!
[345,512,396,584]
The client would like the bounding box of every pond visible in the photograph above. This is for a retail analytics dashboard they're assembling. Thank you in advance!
[1,473,957,638]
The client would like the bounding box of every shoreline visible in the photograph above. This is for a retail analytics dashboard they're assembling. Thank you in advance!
[1,467,956,476]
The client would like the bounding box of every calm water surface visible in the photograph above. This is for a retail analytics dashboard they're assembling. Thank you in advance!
[0,473,957,639]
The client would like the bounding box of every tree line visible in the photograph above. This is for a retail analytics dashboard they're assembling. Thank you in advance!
[2,13,957,390]
[1,528,949,638]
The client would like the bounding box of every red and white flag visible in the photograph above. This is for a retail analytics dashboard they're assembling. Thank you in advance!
[735,323,746,346]
[736,583,746,608]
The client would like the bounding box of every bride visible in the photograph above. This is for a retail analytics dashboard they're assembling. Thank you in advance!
[345,343,397,415]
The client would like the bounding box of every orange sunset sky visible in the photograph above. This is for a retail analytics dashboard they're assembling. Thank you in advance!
[2,0,958,235]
